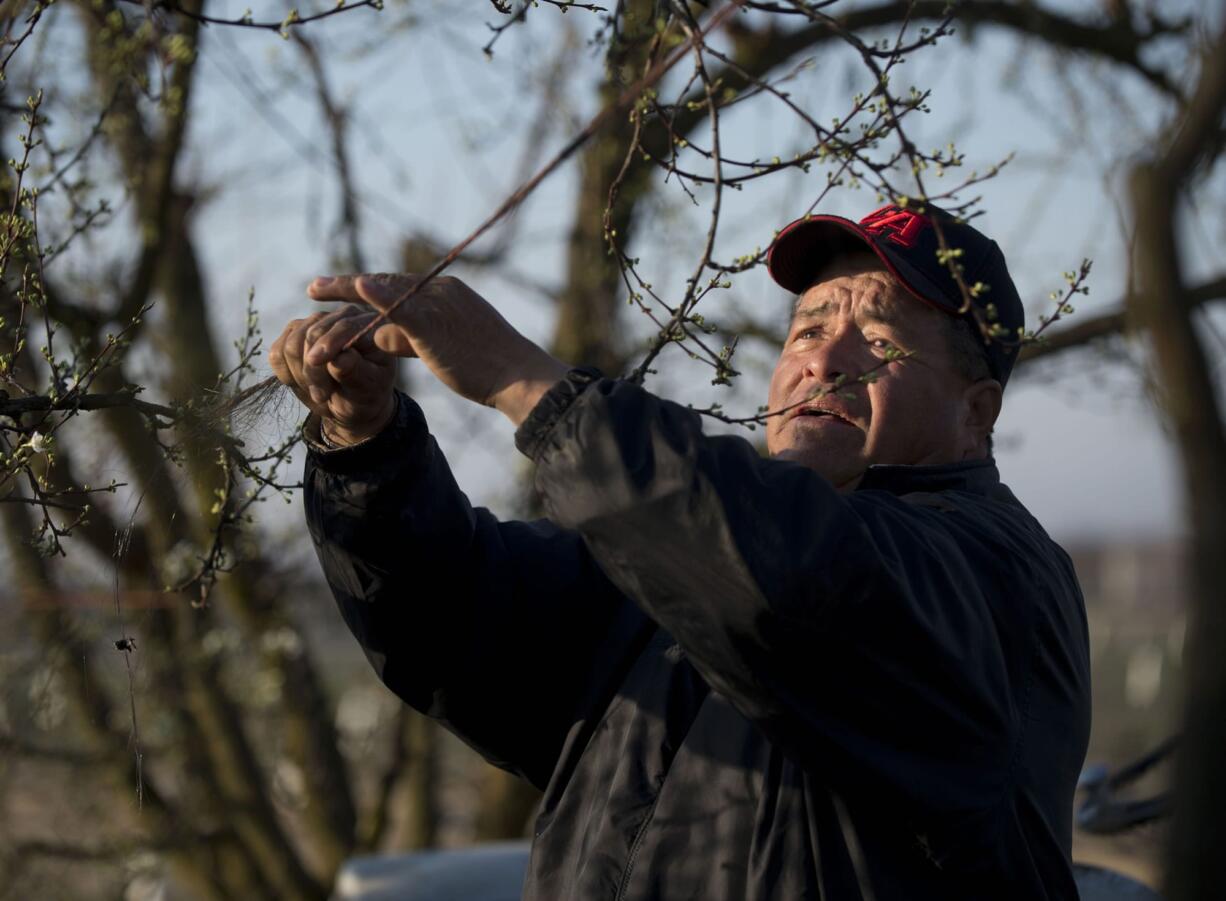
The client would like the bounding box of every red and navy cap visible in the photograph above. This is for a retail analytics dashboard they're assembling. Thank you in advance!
[766,203,1025,389]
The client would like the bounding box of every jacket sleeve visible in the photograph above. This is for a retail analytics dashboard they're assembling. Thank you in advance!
[515,375,1071,820]
[304,391,645,789]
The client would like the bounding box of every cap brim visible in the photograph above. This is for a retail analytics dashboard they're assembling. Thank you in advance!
[767,215,963,317]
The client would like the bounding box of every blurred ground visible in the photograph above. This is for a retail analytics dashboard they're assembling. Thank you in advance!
[1066,540,1186,890]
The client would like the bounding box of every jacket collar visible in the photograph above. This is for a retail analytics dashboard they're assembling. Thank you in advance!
[855,457,1001,496]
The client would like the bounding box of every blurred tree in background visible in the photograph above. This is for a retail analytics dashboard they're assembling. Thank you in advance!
[0,1,1222,899]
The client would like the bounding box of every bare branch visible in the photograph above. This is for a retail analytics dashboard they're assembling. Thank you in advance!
[114,0,384,35]
[665,0,1189,152]
[292,31,366,272]
[0,731,110,765]
[1015,274,1226,369]
[0,390,178,423]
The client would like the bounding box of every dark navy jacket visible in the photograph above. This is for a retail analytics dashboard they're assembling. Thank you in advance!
[305,374,1091,900]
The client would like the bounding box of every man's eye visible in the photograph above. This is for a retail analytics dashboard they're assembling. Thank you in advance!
[869,338,897,351]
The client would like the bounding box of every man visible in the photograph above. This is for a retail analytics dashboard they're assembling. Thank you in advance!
[270,203,1090,899]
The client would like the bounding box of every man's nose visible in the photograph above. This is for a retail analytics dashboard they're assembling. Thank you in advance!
[801,327,862,385]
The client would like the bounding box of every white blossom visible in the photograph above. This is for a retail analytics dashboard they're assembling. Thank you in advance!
[24,431,50,454]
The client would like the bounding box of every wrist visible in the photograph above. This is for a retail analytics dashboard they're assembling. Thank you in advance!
[512,365,604,460]
[321,396,397,448]
[493,356,571,427]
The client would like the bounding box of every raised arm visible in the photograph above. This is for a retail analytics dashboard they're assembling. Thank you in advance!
[302,392,641,788]
[270,293,641,788]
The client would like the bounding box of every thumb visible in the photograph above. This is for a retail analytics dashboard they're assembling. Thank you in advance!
[372,321,417,357]
[353,276,419,356]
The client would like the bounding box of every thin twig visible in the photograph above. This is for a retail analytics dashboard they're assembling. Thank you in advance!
[113,0,383,34]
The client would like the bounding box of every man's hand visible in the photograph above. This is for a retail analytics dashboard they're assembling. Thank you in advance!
[269,305,397,447]
[302,273,570,426]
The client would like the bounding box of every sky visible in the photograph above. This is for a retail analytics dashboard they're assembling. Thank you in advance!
[54,0,1223,545]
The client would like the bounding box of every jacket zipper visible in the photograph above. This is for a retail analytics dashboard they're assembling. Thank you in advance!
[614,797,660,901]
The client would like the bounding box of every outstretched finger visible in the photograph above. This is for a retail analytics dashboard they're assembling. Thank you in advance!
[307,272,418,306]
[307,274,363,303]
[352,273,422,313]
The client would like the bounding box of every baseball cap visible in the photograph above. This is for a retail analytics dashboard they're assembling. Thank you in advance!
[766,203,1025,389]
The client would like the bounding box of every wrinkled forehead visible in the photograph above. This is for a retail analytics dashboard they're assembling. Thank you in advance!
[790,265,917,327]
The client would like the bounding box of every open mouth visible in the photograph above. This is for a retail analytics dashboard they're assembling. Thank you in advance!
[791,406,855,427]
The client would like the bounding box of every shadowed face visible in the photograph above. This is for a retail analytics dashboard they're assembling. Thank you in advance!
[765,253,999,492]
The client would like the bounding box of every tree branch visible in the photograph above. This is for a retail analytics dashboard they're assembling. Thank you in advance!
[0,390,177,423]
[292,31,366,272]
[114,0,384,34]
[667,0,1187,149]
[0,731,110,765]
[1014,275,1226,368]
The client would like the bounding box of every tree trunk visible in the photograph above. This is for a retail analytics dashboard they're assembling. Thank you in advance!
[1128,24,1226,899]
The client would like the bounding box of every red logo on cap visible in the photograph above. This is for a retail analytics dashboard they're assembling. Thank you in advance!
[860,205,927,248]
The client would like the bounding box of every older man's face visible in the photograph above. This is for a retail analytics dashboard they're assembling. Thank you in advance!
[766,253,984,491]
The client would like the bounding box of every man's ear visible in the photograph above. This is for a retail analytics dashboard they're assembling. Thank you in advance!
[961,378,1003,458]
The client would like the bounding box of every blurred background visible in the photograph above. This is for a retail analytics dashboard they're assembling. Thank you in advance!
[1,0,1222,897]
